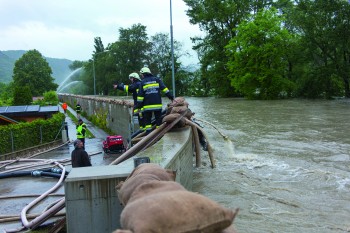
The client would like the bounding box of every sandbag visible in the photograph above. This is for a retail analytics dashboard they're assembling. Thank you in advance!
[162,113,187,127]
[116,173,162,206]
[128,180,186,204]
[170,106,188,115]
[126,163,176,181]
[170,96,187,107]
[162,113,180,123]
[221,225,239,233]
[120,190,239,233]
[116,163,176,206]
[113,230,133,233]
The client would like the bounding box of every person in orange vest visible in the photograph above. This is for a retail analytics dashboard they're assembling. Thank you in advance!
[62,102,68,114]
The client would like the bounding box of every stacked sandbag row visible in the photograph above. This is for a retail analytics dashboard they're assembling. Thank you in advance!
[164,97,215,168]
[114,163,239,233]
[162,96,193,127]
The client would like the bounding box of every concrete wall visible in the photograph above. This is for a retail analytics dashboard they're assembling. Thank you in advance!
[58,94,136,139]
[65,127,193,233]
[63,93,194,233]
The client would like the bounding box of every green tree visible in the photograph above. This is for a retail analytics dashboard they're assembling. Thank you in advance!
[12,49,58,97]
[184,0,273,97]
[288,0,350,98]
[69,60,86,70]
[226,8,296,99]
[82,37,109,95]
[43,90,59,105]
[109,24,151,95]
[13,85,32,105]
[114,24,151,75]
[149,33,188,95]
[0,82,14,106]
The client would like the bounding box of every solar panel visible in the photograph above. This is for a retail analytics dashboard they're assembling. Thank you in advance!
[39,106,59,112]
[0,106,8,113]
[7,106,27,113]
[26,105,40,112]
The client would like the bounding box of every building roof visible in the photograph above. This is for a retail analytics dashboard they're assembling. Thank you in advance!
[0,105,59,114]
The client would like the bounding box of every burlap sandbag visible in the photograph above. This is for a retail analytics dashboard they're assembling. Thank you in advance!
[120,190,239,233]
[126,163,176,181]
[170,105,188,114]
[221,225,239,233]
[128,180,186,204]
[114,225,237,233]
[162,113,186,127]
[169,96,186,106]
[116,173,162,206]
[162,113,180,123]
[113,230,132,233]
[117,164,176,206]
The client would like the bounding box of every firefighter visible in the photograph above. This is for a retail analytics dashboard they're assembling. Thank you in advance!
[62,102,68,114]
[75,103,82,119]
[76,119,87,149]
[136,67,174,134]
[113,72,145,131]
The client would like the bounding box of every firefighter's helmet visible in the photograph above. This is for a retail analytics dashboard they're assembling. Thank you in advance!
[140,67,151,74]
[129,72,141,81]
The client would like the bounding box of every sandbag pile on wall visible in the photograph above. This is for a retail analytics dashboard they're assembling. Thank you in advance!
[164,97,215,168]
[163,96,193,127]
[114,163,239,233]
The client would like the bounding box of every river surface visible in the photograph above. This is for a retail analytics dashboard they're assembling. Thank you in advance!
[1,98,349,233]
[188,98,350,233]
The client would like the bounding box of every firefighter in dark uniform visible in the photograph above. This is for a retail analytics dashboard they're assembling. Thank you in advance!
[136,67,174,134]
[113,72,145,131]
[75,103,82,119]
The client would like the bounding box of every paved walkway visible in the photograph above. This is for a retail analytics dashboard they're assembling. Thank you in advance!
[60,104,109,141]
[58,104,121,164]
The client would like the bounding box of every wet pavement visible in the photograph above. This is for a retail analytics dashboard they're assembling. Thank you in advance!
[0,105,119,232]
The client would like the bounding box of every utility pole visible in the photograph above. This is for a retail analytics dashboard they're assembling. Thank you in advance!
[92,50,110,95]
[170,0,176,98]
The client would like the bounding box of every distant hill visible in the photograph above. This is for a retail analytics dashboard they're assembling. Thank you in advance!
[0,50,74,85]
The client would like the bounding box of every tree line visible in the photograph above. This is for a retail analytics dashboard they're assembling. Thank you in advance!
[65,0,350,99]
[184,0,350,99]
[1,0,349,104]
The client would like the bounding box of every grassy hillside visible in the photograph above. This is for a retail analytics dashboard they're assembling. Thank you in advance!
[0,50,74,85]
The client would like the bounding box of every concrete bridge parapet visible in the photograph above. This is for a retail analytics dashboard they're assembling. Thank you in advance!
[58,94,136,139]
[62,93,194,233]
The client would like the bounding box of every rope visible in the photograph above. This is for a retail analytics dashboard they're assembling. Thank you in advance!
[193,118,229,140]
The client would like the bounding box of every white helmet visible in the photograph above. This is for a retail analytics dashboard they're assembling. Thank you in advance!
[140,67,151,74]
[129,72,141,81]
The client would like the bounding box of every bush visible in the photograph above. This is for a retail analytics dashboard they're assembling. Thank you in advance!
[0,113,65,154]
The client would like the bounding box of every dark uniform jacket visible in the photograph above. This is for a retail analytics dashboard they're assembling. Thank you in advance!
[76,104,82,113]
[71,148,92,167]
[136,75,173,112]
[116,81,141,106]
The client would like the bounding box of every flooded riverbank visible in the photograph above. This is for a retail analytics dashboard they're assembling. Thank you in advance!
[189,98,350,233]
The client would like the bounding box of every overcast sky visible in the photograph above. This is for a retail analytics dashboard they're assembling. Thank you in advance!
[0,0,202,66]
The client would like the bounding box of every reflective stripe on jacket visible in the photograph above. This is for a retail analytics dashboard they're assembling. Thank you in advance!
[76,123,87,139]
[136,75,172,112]
[117,81,141,106]
[76,105,82,113]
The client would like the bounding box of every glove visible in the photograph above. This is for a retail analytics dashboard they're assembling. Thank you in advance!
[133,108,140,116]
